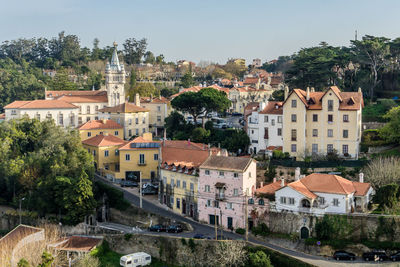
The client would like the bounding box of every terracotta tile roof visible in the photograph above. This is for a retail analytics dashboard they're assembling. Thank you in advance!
[140,96,170,104]
[286,86,363,110]
[200,155,254,172]
[50,236,102,252]
[82,134,126,147]
[259,101,283,115]
[119,136,160,150]
[256,180,287,195]
[78,119,123,130]
[243,77,260,85]
[5,100,78,109]
[98,102,149,113]
[46,90,106,98]
[170,84,224,98]
[56,95,108,103]
[161,140,217,169]
[266,146,282,151]
[282,173,371,199]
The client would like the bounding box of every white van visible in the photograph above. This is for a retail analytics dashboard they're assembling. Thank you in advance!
[120,252,151,267]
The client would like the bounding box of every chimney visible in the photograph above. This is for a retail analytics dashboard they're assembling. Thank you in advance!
[102,118,107,124]
[260,182,264,188]
[306,87,310,101]
[359,172,364,183]
[273,177,276,183]
[358,87,362,93]
[311,87,315,93]
[259,101,267,112]
[280,177,285,187]
[135,93,140,106]
[284,85,289,101]
[295,167,300,181]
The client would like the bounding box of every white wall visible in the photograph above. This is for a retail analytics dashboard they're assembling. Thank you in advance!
[5,108,79,127]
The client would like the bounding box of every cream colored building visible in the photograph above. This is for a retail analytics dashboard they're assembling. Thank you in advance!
[282,86,363,160]
[140,96,171,136]
[229,87,272,114]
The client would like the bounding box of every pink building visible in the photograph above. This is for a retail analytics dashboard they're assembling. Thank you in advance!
[198,156,257,230]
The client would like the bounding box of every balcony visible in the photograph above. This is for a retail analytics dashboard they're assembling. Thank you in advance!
[138,160,146,166]
[215,193,226,201]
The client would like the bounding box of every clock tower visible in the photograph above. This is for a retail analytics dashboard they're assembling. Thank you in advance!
[105,42,126,107]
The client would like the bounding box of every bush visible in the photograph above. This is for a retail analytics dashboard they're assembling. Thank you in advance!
[235,228,246,235]
[251,223,270,237]
[315,216,334,240]
[124,233,133,241]
[93,181,130,211]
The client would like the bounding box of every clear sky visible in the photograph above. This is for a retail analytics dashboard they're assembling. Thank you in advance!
[1,0,400,64]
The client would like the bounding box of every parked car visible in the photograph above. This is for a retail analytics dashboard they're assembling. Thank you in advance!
[333,251,355,261]
[142,182,158,190]
[363,250,388,261]
[120,180,138,188]
[148,224,166,232]
[140,186,158,195]
[193,233,206,239]
[390,251,400,261]
[166,225,183,233]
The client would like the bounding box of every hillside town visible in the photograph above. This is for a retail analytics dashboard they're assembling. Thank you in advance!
[2,2,400,267]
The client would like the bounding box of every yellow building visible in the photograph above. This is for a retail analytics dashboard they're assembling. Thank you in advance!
[159,140,221,220]
[82,134,126,179]
[140,96,172,136]
[117,133,160,181]
[78,119,124,141]
[229,87,272,114]
[282,86,363,160]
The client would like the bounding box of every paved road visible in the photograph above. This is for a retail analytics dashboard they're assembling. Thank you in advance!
[95,174,397,267]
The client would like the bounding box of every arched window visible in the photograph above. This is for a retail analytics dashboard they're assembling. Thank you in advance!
[301,199,311,208]
[258,199,265,206]
[248,198,254,205]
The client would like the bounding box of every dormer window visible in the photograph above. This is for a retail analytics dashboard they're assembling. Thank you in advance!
[192,169,197,175]
[347,97,355,105]
[172,165,177,171]
[184,168,189,174]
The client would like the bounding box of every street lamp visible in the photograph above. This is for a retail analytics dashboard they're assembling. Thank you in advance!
[19,197,25,225]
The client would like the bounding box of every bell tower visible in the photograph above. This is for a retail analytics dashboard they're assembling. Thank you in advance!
[105,42,126,107]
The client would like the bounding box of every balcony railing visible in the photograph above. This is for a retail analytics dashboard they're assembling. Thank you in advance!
[138,160,146,166]
[215,193,225,201]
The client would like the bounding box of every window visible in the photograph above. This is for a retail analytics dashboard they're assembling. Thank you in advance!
[170,197,174,205]
[280,197,287,204]
[142,128,145,134]
[115,164,120,172]
[291,114,297,122]
[214,200,219,208]
[227,202,233,209]
[104,164,109,170]
[291,129,297,141]
[264,115,268,123]
[182,181,186,189]
[153,154,159,161]
[139,154,145,164]
[95,105,98,111]
[176,180,180,188]
[312,129,318,137]
[219,171,224,176]
[234,173,238,178]
[135,129,139,135]
[248,198,254,204]
[319,197,325,205]
[343,114,349,122]
[93,150,96,156]
[277,128,282,136]
[115,149,119,156]
[58,113,63,125]
[271,119,275,126]
[291,144,297,152]
[343,130,348,138]
[207,199,211,207]
[143,118,145,124]
[190,183,194,191]
[78,117,82,125]
[233,189,239,196]
[11,110,17,115]
[328,100,334,111]
[328,129,333,137]
[46,113,52,119]
[249,172,252,177]
[342,144,349,154]
[333,198,339,206]
[176,198,180,209]
[312,114,318,122]
[328,114,333,123]
[87,106,90,114]
[258,199,265,205]
[205,170,210,175]
[291,99,297,108]
[171,179,175,187]
[205,185,210,192]
[104,150,109,157]
[327,144,334,153]
[157,116,161,122]
[114,131,119,136]
[289,198,295,205]
[87,148,90,153]
[312,144,318,154]
[135,118,139,124]
[129,119,132,126]
[278,116,282,123]
[87,132,92,137]
[157,106,161,112]
[125,154,130,161]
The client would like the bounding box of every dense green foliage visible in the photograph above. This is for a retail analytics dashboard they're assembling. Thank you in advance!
[0,118,95,224]
[380,106,400,143]
[248,250,273,267]
[251,223,270,237]
[93,181,130,211]
[362,99,397,122]
[127,82,159,99]
[246,246,311,267]
[373,184,400,213]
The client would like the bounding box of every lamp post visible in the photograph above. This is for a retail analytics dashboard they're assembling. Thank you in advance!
[19,197,25,225]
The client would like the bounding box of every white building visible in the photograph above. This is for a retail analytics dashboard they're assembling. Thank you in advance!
[247,101,283,155]
[275,173,374,214]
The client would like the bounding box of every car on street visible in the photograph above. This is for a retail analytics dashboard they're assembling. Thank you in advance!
[363,250,388,261]
[140,185,158,195]
[232,112,242,116]
[193,233,206,239]
[333,251,356,261]
[120,180,138,187]
[390,251,400,261]
[142,182,158,190]
[166,225,183,233]
[148,224,166,232]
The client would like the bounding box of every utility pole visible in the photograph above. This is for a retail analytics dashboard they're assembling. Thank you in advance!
[245,188,249,242]
[220,209,223,239]
[140,171,143,209]
[214,209,217,240]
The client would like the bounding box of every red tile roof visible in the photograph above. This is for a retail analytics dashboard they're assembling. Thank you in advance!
[243,77,260,85]
[259,101,283,115]
[140,96,170,104]
[98,102,149,113]
[56,95,108,103]
[256,180,287,195]
[82,134,126,147]
[46,90,106,98]
[4,100,78,109]
[78,119,123,130]
[3,101,31,109]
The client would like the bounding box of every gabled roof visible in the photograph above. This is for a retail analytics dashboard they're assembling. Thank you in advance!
[78,119,123,130]
[140,96,170,104]
[200,155,254,172]
[4,100,78,109]
[98,102,149,113]
[0,225,44,255]
[82,134,126,147]
[256,180,287,195]
[259,101,283,115]
[243,77,260,85]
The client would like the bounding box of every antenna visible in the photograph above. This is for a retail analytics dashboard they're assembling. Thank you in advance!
[355,30,358,41]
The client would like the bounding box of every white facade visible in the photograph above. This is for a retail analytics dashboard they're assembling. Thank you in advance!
[247,101,283,154]
[105,42,126,107]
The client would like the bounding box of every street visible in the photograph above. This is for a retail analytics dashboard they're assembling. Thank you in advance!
[95,174,397,267]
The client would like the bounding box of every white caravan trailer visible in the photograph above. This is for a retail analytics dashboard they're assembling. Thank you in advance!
[120,252,151,267]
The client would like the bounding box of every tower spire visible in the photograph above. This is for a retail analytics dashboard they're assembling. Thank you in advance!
[110,42,120,70]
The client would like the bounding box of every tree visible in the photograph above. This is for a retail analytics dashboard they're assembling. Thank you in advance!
[222,129,250,153]
[171,92,205,123]
[198,88,231,127]
[271,90,284,101]
[155,54,165,65]
[37,251,54,267]
[264,164,277,182]
[351,35,390,99]
[128,82,159,99]
[248,250,273,267]
[144,51,155,64]
[129,71,137,89]
[315,216,334,240]
[181,71,195,88]
[373,184,399,212]
[123,38,148,65]
[363,156,400,188]
[17,259,30,267]
[164,111,187,138]
[51,69,78,91]
[160,87,178,98]
[380,106,400,143]
[191,127,210,143]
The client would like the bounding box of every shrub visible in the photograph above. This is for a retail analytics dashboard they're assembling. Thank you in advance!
[181,238,187,245]
[188,238,196,252]
[251,223,270,237]
[236,228,246,235]
[93,181,130,211]
[124,233,133,241]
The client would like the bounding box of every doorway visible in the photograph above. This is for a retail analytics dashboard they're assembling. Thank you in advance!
[300,227,309,239]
